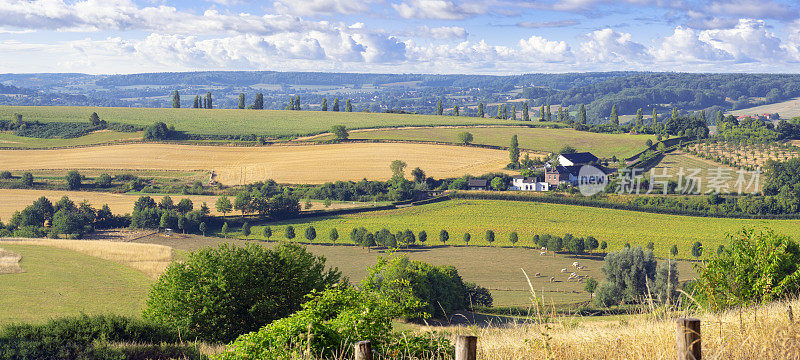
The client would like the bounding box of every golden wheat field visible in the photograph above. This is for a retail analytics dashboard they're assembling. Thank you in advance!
[0,143,516,185]
[0,189,222,221]
[441,297,800,359]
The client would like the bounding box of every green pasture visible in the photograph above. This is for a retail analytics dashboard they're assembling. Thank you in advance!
[0,131,141,148]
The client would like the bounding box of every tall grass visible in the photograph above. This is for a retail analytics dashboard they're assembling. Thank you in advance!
[0,239,172,278]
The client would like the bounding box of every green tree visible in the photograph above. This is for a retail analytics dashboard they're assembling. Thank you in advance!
[411,167,426,183]
[670,244,679,257]
[234,192,251,216]
[305,226,317,241]
[652,108,658,127]
[539,105,545,121]
[437,100,443,115]
[205,91,212,109]
[646,139,653,147]
[509,231,518,245]
[585,236,599,252]
[496,104,503,119]
[478,102,484,118]
[172,90,180,108]
[635,108,643,127]
[578,104,587,124]
[321,98,328,111]
[242,222,251,238]
[177,216,186,234]
[238,93,245,109]
[285,225,295,239]
[546,104,551,121]
[65,170,81,190]
[522,102,529,121]
[463,232,470,244]
[143,243,341,343]
[594,247,656,307]
[584,277,598,301]
[96,173,112,187]
[511,105,516,120]
[216,196,232,216]
[485,230,495,244]
[390,160,407,180]
[439,229,449,244]
[332,98,340,112]
[331,125,348,140]
[221,222,229,238]
[329,228,338,244]
[610,104,619,126]
[254,93,264,109]
[345,99,352,112]
[143,122,170,140]
[418,230,427,245]
[509,135,520,164]
[89,112,102,126]
[457,131,473,145]
[691,241,703,258]
[193,95,200,108]
[453,106,459,116]
[490,176,506,191]
[199,222,207,236]
[176,198,193,214]
[600,241,607,251]
[263,226,272,239]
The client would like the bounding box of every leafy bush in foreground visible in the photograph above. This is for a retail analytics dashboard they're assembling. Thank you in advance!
[143,243,341,343]
[217,286,451,360]
[696,228,800,311]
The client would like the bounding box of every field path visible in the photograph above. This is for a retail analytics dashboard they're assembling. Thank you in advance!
[0,142,513,185]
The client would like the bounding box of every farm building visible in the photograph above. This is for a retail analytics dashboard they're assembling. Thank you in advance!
[510,176,550,191]
[467,179,489,190]
[557,152,599,166]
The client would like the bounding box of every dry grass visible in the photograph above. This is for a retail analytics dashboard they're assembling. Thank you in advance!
[0,239,172,278]
[729,97,800,119]
[434,298,800,359]
[0,247,22,274]
[0,189,222,221]
[0,143,514,185]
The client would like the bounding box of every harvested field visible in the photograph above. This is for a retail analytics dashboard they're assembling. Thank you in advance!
[0,239,173,278]
[0,247,22,274]
[0,143,516,185]
[729,97,800,119]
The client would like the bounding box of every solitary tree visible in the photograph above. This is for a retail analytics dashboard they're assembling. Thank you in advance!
[305,226,317,241]
[344,99,352,112]
[238,93,245,109]
[321,98,328,111]
[511,105,516,120]
[254,93,264,109]
[21,172,33,188]
[439,229,449,245]
[199,222,207,236]
[242,222,251,238]
[478,102,485,118]
[331,125,348,140]
[205,92,213,109]
[485,230,495,244]
[584,277,598,301]
[65,170,81,190]
[610,105,619,126]
[635,108,643,127]
[522,102,530,121]
[172,90,180,108]
[458,131,474,145]
[463,232,471,245]
[216,196,232,216]
[418,230,427,245]
[578,104,587,124]
[263,226,272,239]
[509,135,520,165]
[652,108,658,127]
[453,106,459,116]
[89,112,102,126]
[329,228,339,244]
[509,231,518,245]
[691,241,703,258]
[221,222,229,238]
[285,226,295,240]
[437,100,443,115]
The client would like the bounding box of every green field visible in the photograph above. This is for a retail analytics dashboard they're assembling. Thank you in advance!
[228,199,800,258]
[319,126,655,158]
[0,106,515,137]
[0,131,141,148]
[648,151,758,192]
[137,234,696,307]
[0,245,152,325]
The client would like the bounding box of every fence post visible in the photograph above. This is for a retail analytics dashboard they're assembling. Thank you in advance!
[789,306,794,322]
[676,318,701,360]
[354,340,372,360]
[455,335,477,360]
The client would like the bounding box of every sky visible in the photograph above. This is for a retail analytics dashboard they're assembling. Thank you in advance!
[1,0,800,74]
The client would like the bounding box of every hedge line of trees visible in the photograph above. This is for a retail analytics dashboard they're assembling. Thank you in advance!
[129,195,211,233]
[1,113,141,139]
[0,196,127,238]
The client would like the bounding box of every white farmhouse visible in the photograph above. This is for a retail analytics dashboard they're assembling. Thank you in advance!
[510,176,550,191]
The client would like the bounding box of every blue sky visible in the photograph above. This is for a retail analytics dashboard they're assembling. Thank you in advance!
[1,0,800,74]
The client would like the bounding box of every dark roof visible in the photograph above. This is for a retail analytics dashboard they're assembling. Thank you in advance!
[467,179,488,187]
[560,152,598,164]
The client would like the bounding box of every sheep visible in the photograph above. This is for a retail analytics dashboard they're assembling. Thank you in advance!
[569,272,577,278]
[572,261,580,268]
[541,247,546,251]
[549,277,555,283]
[540,251,547,256]
[534,272,541,277]
[560,268,567,273]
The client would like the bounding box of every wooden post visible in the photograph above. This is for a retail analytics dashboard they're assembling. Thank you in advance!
[455,335,477,360]
[676,318,701,360]
[354,340,372,360]
[789,305,794,322]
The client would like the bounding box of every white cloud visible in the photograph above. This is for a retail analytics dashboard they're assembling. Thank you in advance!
[518,35,572,62]
[392,0,487,20]
[580,28,649,63]
[416,26,468,40]
[698,19,784,62]
[272,0,373,16]
[652,26,732,62]
[517,20,579,28]
[705,0,796,21]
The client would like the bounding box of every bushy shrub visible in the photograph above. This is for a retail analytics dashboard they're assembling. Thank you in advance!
[465,281,493,309]
[217,286,450,360]
[696,228,800,311]
[143,243,341,343]
[594,246,657,307]
[0,314,187,360]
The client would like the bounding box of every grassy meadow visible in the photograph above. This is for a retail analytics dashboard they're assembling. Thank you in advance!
[0,244,153,325]
[0,106,514,137]
[137,233,696,307]
[648,151,761,192]
[319,126,655,158]
[0,142,516,185]
[729,97,800,118]
[0,130,142,148]
[225,199,800,258]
